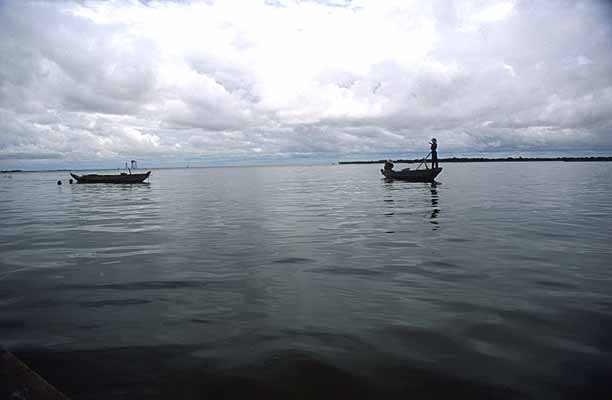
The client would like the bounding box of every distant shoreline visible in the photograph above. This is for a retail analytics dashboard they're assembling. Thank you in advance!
[339,156,612,164]
[2,156,612,173]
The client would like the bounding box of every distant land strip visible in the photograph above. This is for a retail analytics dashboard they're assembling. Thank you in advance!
[338,156,612,164]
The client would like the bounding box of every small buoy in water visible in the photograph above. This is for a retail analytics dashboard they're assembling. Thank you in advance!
[57,180,62,185]
[69,179,73,184]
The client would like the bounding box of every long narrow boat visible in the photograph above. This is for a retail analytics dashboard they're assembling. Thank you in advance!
[70,171,151,184]
[381,167,442,182]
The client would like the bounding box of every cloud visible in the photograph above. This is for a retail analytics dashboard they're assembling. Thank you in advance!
[0,0,611,166]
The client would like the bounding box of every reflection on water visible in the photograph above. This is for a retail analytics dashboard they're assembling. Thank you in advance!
[430,184,440,229]
[382,180,441,231]
[1,163,612,399]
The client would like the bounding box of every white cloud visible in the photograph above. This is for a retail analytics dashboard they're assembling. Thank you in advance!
[472,1,515,23]
[0,0,611,166]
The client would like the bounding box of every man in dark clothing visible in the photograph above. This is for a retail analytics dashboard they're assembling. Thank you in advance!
[430,138,438,168]
[383,159,394,172]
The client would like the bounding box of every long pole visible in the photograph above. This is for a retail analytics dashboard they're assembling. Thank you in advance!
[416,152,431,170]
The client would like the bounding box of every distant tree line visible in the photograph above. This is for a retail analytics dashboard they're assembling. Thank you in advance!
[338,156,612,165]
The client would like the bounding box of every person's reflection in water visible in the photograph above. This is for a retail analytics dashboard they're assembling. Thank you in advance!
[383,185,395,218]
[430,183,440,230]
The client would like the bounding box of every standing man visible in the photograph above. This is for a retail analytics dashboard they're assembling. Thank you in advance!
[430,138,438,169]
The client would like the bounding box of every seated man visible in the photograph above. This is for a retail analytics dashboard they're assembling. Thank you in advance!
[383,160,394,172]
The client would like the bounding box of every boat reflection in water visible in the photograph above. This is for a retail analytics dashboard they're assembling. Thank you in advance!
[382,179,441,232]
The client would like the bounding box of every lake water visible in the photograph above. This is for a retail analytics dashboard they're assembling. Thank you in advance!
[1,162,611,399]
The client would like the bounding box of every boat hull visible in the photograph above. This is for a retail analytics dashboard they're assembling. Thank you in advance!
[70,171,151,184]
[381,167,442,182]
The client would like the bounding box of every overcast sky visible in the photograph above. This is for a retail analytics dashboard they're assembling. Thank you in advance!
[1,0,611,167]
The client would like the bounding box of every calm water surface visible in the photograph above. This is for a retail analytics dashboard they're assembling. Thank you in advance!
[1,163,611,399]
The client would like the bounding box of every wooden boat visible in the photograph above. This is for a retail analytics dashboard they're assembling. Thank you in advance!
[381,167,442,182]
[70,171,151,184]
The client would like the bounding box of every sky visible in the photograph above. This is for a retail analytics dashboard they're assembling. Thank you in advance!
[1,0,612,169]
